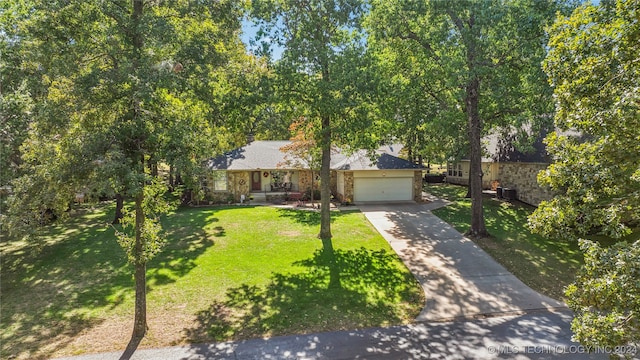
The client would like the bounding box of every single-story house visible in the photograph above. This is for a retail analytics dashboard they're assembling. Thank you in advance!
[446,128,556,206]
[203,141,423,204]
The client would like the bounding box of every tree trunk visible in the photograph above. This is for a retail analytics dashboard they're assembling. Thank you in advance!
[310,171,315,207]
[319,113,332,240]
[466,77,489,238]
[169,165,174,189]
[113,193,124,224]
[457,10,488,239]
[319,58,332,240]
[132,191,147,338]
[130,0,147,340]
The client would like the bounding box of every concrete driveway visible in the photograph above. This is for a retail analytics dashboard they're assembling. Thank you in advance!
[358,202,567,322]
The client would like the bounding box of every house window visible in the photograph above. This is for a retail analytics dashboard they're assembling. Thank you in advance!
[211,171,227,191]
[448,163,454,177]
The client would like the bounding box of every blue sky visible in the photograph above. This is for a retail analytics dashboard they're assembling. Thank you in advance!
[240,1,600,60]
[241,18,284,60]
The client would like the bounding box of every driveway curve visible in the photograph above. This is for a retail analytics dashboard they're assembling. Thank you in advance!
[359,201,567,322]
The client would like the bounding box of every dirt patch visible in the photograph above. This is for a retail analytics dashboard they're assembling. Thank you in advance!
[473,236,500,250]
[42,310,198,359]
[278,230,302,237]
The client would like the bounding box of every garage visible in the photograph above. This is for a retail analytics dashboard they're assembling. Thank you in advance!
[353,176,413,202]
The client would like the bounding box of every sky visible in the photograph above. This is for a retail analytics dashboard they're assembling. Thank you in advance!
[240,1,600,61]
[240,18,284,60]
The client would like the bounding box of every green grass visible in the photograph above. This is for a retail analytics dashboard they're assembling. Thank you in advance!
[425,183,583,301]
[1,204,423,359]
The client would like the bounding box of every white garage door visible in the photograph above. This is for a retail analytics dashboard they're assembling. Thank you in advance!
[353,177,413,202]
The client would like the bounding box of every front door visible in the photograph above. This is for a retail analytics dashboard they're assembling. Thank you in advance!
[251,171,262,191]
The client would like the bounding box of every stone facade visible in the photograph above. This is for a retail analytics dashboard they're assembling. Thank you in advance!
[227,171,250,202]
[342,172,354,203]
[446,161,554,206]
[498,162,553,206]
[413,171,423,202]
[297,170,318,193]
[330,171,338,197]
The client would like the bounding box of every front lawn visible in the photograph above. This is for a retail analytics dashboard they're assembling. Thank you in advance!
[425,183,582,301]
[1,205,423,360]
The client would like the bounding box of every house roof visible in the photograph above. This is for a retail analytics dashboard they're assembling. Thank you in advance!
[206,141,422,171]
[332,148,423,171]
[460,126,584,164]
[206,141,291,170]
[482,130,550,163]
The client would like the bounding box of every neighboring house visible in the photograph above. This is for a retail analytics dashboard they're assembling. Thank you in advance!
[447,128,555,206]
[204,141,423,204]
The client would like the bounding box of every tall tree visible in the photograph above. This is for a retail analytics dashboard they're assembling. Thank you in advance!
[367,0,565,237]
[530,0,640,349]
[251,0,371,240]
[6,0,246,341]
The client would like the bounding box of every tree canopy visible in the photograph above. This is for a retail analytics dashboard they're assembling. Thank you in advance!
[367,0,564,237]
[529,0,640,350]
[4,0,249,340]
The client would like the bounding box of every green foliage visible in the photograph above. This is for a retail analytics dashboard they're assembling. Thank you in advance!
[5,0,248,232]
[367,0,567,237]
[529,0,640,350]
[251,0,375,138]
[0,82,33,186]
[530,0,640,242]
[366,0,563,159]
[565,239,640,351]
[115,181,174,264]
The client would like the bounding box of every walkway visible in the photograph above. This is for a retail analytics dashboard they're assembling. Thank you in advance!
[54,311,603,359]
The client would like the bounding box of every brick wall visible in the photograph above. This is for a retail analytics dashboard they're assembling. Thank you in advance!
[499,162,553,206]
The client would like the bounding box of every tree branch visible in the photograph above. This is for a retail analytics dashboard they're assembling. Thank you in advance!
[446,10,465,32]
[397,30,441,63]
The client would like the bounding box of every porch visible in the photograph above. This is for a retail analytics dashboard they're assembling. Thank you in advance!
[246,170,311,192]
[249,190,304,204]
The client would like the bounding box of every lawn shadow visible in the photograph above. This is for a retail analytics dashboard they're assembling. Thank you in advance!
[183,247,422,344]
[485,199,583,299]
[148,207,220,286]
[1,204,129,359]
[0,204,221,359]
